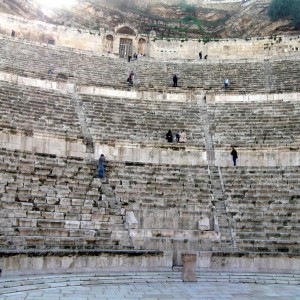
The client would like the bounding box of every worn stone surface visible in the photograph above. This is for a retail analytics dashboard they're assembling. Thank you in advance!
[182,254,197,282]
[0,271,300,300]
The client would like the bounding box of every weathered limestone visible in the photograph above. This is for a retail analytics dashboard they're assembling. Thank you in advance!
[1,12,300,60]
[182,253,197,282]
[198,252,300,273]
[221,166,300,253]
[0,250,170,275]
[0,18,300,276]
[1,35,300,94]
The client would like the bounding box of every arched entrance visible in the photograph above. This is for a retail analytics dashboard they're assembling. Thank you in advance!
[116,25,136,58]
[119,38,133,58]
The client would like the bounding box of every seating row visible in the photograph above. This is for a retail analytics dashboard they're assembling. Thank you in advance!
[1,148,300,253]
[221,167,300,253]
[1,37,300,93]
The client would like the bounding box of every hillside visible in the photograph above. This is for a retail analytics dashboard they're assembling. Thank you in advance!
[0,0,298,38]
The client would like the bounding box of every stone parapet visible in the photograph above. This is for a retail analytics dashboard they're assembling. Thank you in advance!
[197,252,300,273]
[0,249,169,275]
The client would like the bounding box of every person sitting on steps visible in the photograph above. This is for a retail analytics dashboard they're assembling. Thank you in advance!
[179,130,187,143]
[127,71,135,84]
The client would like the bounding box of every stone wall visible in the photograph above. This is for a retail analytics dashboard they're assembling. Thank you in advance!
[0,13,102,51]
[0,250,170,275]
[1,12,300,60]
[0,13,148,57]
[149,35,300,60]
[198,252,300,273]
[2,251,300,275]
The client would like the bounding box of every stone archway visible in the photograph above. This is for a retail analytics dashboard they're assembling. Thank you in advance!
[105,34,114,53]
[115,24,137,58]
[138,38,147,55]
[115,24,137,36]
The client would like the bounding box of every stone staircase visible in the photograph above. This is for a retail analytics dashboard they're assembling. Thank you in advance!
[0,271,299,297]
[208,166,235,251]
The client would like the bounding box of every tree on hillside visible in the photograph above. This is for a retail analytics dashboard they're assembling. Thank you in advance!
[268,0,300,29]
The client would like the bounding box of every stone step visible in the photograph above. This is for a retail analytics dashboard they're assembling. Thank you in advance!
[1,270,299,296]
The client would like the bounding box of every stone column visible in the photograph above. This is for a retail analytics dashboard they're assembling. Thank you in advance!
[181,253,197,282]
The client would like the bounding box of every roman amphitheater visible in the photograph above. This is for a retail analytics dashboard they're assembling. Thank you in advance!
[0,0,300,298]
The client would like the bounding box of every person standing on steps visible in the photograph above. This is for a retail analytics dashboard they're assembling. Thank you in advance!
[175,131,180,143]
[230,147,238,166]
[166,129,173,143]
[199,52,202,60]
[173,74,178,87]
[98,154,106,178]
[224,78,230,90]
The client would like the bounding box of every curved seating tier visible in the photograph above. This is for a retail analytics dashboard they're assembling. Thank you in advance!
[1,149,300,254]
[0,80,81,138]
[222,167,300,253]
[209,100,300,146]
[0,149,132,250]
[107,161,212,211]
[1,34,300,262]
[1,37,300,93]
[80,94,205,145]
[102,161,219,251]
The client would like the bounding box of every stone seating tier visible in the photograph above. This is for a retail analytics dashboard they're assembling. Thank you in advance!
[1,148,300,254]
[1,37,300,93]
[0,80,81,138]
[0,149,133,250]
[107,161,213,211]
[221,167,300,253]
[209,100,300,146]
[80,94,206,145]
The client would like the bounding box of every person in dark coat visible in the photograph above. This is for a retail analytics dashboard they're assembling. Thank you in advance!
[175,131,180,143]
[166,130,173,143]
[230,147,238,166]
[98,154,106,178]
[173,75,178,87]
[224,78,230,90]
